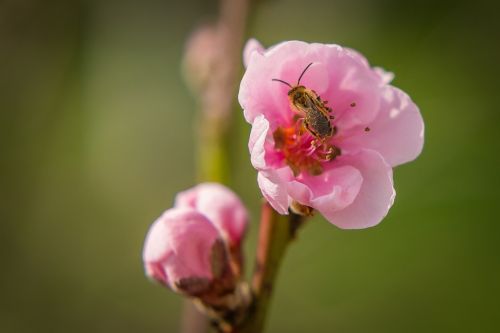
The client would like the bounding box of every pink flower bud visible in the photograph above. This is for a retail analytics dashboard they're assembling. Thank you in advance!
[175,183,248,247]
[182,23,221,95]
[143,207,226,295]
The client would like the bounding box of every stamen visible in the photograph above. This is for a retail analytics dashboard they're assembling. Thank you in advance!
[273,125,340,176]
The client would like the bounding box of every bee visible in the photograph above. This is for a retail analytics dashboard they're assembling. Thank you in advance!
[272,62,336,143]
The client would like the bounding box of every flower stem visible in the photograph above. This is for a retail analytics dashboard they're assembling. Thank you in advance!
[239,202,304,333]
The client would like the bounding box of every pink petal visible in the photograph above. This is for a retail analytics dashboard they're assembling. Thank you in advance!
[144,260,169,285]
[325,149,395,229]
[248,115,270,170]
[243,38,264,68]
[176,183,248,245]
[342,86,424,167]
[287,165,363,218]
[301,62,330,93]
[239,51,291,125]
[248,114,287,170]
[276,58,330,96]
[374,67,394,85]
[164,255,200,288]
[321,49,382,129]
[257,169,291,215]
[345,47,394,85]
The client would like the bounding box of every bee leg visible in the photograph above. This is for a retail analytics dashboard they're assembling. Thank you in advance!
[319,144,340,162]
[324,146,335,161]
[331,126,338,136]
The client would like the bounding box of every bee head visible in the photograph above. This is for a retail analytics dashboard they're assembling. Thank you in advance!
[288,86,307,105]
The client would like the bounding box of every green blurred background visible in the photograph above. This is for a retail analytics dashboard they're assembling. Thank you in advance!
[1,0,499,332]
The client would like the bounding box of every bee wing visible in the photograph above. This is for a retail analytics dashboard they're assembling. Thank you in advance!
[304,93,327,115]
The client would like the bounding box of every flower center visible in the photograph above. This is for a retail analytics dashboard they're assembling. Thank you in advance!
[273,122,341,176]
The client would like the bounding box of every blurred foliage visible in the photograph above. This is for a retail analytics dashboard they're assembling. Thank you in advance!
[1,0,499,332]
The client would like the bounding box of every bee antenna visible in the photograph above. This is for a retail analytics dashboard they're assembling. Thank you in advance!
[297,62,314,85]
[271,78,293,88]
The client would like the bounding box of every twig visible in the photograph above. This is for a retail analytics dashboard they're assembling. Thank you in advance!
[239,202,305,333]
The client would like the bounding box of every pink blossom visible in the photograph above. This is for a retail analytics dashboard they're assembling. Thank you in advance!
[175,183,248,247]
[143,207,222,293]
[239,40,424,229]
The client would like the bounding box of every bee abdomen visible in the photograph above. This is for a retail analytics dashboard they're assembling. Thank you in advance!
[306,109,333,138]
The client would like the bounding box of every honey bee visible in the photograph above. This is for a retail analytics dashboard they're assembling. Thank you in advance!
[272,63,336,143]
